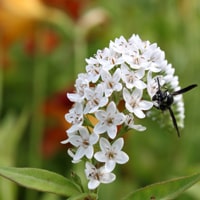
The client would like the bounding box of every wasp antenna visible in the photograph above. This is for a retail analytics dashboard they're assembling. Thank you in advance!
[156,77,161,90]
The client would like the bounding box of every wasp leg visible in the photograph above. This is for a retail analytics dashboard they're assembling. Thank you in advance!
[168,107,180,137]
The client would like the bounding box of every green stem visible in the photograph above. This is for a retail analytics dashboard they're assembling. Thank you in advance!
[46,8,75,39]
[26,33,48,200]
[117,125,130,138]
[74,26,88,76]
[29,58,47,167]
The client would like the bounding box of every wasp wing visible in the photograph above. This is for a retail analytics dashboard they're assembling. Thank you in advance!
[172,84,197,96]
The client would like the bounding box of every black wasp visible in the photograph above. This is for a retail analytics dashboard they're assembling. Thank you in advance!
[152,78,197,137]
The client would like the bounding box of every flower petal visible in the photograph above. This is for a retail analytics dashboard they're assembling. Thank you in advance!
[94,122,107,134]
[94,152,106,162]
[133,108,145,119]
[132,88,142,100]
[139,100,153,110]
[106,102,116,115]
[85,146,94,159]
[123,88,131,102]
[69,135,81,147]
[134,79,146,89]
[89,133,99,144]
[114,113,125,124]
[105,160,116,171]
[100,171,116,184]
[100,137,111,151]
[88,179,100,190]
[107,126,117,139]
[115,151,129,164]
[74,146,85,160]
[112,138,124,151]
[79,127,89,138]
[95,110,107,121]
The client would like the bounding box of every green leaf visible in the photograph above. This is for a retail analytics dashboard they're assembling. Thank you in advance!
[0,167,80,197]
[70,171,84,192]
[67,193,98,200]
[123,173,200,200]
[0,111,29,200]
[0,110,29,165]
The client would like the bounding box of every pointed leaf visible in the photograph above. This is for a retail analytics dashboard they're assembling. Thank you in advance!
[0,111,29,200]
[67,193,97,200]
[0,110,29,164]
[123,173,200,200]
[0,167,80,197]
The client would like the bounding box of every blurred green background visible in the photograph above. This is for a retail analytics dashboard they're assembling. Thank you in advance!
[0,0,200,199]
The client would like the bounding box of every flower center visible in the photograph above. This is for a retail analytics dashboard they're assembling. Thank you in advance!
[106,117,114,126]
[107,151,116,160]
[130,98,137,108]
[126,74,135,84]
[92,98,100,106]
[82,139,89,148]
[108,81,114,89]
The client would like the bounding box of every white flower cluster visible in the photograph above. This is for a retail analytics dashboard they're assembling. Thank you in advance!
[62,34,184,190]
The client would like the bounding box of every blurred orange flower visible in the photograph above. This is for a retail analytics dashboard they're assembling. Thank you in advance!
[0,0,52,68]
[0,9,35,48]
[0,0,92,67]
[41,87,99,158]
[0,0,52,47]
[42,88,74,158]
[23,29,60,55]
[0,0,91,47]
[41,0,91,21]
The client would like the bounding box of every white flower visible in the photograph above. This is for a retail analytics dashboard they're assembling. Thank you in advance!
[123,50,147,70]
[128,34,146,48]
[97,47,124,70]
[125,114,146,131]
[101,68,122,97]
[94,101,125,139]
[86,57,102,83]
[143,44,165,72]
[84,84,108,114]
[61,130,78,145]
[121,63,146,89]
[85,162,116,190]
[65,103,84,133]
[67,149,81,164]
[170,76,179,89]
[67,127,99,161]
[123,88,153,119]
[94,137,129,171]
[109,35,129,54]
[147,71,164,99]
[62,34,186,189]
[122,35,148,70]
[67,73,89,102]
[163,63,175,77]
[174,96,185,128]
